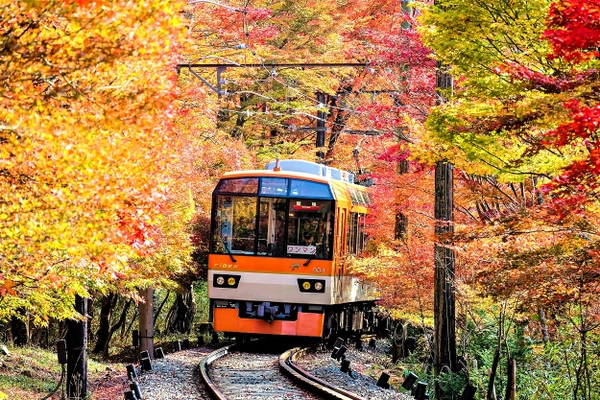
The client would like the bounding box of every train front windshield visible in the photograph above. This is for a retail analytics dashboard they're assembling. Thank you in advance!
[211,177,334,259]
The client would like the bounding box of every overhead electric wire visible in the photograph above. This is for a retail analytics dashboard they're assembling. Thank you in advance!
[185,0,420,141]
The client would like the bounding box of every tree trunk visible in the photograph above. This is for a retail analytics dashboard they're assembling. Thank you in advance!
[139,288,154,359]
[505,358,516,400]
[66,295,88,399]
[154,291,171,326]
[324,88,352,163]
[103,298,132,356]
[487,367,497,400]
[325,108,350,163]
[92,294,116,354]
[122,309,139,340]
[395,213,408,240]
[434,161,457,400]
[9,313,28,345]
[394,143,409,240]
[316,92,327,160]
[166,284,197,334]
[433,25,457,397]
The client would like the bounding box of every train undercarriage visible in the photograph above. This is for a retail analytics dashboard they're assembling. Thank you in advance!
[211,299,384,343]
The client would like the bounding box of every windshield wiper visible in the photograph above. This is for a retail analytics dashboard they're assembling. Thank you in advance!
[222,235,237,262]
[303,255,315,266]
[303,247,317,266]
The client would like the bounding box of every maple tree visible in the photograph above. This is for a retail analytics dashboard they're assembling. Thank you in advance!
[536,0,600,212]
[0,0,200,324]
[182,0,351,163]
[182,1,434,166]
[420,0,600,212]
[419,0,600,397]
[3,0,599,397]
[341,0,440,324]
[419,0,600,309]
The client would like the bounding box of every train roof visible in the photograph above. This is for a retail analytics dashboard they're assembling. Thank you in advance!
[217,160,369,207]
[221,159,365,189]
[265,159,354,183]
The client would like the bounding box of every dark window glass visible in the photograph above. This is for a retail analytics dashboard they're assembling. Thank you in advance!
[215,178,259,194]
[349,187,370,205]
[289,180,333,199]
[359,191,370,205]
[260,178,288,197]
[212,195,257,255]
[349,188,360,204]
[347,212,367,255]
[286,200,334,260]
[347,213,358,254]
[257,197,287,256]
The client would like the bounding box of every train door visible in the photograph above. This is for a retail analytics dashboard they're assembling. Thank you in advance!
[336,208,347,280]
[340,208,347,274]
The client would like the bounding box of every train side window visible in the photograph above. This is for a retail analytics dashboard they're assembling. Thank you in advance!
[347,212,367,255]
[348,187,370,206]
[347,213,357,254]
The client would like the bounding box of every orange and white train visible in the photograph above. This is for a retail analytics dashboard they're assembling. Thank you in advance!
[207,159,379,340]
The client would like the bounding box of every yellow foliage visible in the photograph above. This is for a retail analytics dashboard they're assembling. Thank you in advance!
[0,0,199,322]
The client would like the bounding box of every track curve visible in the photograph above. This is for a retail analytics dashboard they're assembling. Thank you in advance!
[199,343,234,400]
[201,343,367,400]
[279,347,366,400]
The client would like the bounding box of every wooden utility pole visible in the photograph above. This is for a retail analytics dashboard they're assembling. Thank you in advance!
[66,295,88,399]
[316,92,327,161]
[433,56,458,400]
[139,288,155,359]
[505,358,517,400]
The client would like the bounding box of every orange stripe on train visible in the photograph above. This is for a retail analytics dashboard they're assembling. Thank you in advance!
[209,254,334,275]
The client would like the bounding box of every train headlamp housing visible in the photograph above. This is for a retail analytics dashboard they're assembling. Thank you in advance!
[298,279,325,293]
[213,274,241,289]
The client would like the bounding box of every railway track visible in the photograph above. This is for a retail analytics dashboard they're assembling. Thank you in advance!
[130,335,407,399]
[200,342,367,400]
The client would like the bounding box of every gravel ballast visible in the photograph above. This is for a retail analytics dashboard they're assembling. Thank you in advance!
[107,338,412,400]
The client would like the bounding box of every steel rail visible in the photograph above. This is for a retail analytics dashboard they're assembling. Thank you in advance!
[199,343,236,400]
[201,343,367,400]
[279,347,367,400]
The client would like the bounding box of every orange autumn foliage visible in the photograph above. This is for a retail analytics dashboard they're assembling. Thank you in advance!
[0,0,197,322]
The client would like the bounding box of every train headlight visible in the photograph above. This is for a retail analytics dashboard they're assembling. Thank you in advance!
[213,274,241,288]
[298,279,325,293]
